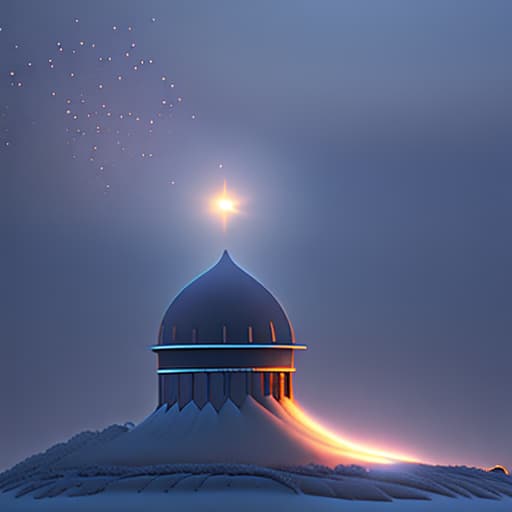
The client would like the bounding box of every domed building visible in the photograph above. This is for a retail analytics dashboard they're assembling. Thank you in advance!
[154,250,305,410]
[1,252,510,511]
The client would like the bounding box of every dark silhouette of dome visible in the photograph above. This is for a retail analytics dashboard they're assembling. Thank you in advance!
[159,250,295,345]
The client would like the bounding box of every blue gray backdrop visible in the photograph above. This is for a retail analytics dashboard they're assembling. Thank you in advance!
[1,0,511,471]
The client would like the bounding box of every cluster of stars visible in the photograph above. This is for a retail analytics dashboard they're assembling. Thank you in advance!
[1,17,197,194]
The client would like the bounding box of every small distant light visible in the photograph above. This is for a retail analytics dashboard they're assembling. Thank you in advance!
[151,17,156,23]
[27,62,32,67]
[117,75,123,80]
[177,97,182,102]
[130,42,136,48]
[66,109,71,115]
[66,99,71,104]
[191,114,196,120]
[218,163,223,169]
[51,91,56,97]
[74,18,79,23]
[112,25,117,31]
[5,141,11,147]
[128,26,133,31]
[98,83,103,89]
[161,75,166,81]
[79,41,85,46]
[9,71,15,77]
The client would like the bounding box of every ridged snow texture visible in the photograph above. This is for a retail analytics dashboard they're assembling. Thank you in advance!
[1,424,511,503]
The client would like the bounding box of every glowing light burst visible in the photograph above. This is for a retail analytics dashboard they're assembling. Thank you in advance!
[211,180,239,231]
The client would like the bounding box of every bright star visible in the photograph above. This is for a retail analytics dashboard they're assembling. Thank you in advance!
[212,180,239,231]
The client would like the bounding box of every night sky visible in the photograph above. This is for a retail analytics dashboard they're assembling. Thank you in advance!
[1,0,511,471]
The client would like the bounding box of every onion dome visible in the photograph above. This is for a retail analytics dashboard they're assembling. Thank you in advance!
[159,250,295,345]
[154,251,306,410]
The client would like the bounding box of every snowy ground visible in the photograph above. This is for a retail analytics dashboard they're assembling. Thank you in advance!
[2,489,512,512]
[2,455,511,511]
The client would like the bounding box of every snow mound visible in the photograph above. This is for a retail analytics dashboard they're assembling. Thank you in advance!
[2,404,511,506]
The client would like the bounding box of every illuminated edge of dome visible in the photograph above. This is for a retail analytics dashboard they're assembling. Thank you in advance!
[152,344,307,351]
[157,367,297,374]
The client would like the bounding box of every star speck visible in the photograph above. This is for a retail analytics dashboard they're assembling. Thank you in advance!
[1,15,192,189]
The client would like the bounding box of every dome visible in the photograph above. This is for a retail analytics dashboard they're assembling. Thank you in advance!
[159,251,295,345]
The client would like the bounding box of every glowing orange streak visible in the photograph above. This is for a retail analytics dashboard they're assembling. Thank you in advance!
[486,464,510,476]
[280,398,420,465]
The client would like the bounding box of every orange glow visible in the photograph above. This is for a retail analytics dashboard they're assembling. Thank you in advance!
[486,464,510,476]
[280,398,420,465]
[211,180,239,231]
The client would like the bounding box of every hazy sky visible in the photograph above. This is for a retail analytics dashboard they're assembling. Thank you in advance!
[1,0,511,471]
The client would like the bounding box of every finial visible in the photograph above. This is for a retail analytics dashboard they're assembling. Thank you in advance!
[219,249,233,263]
